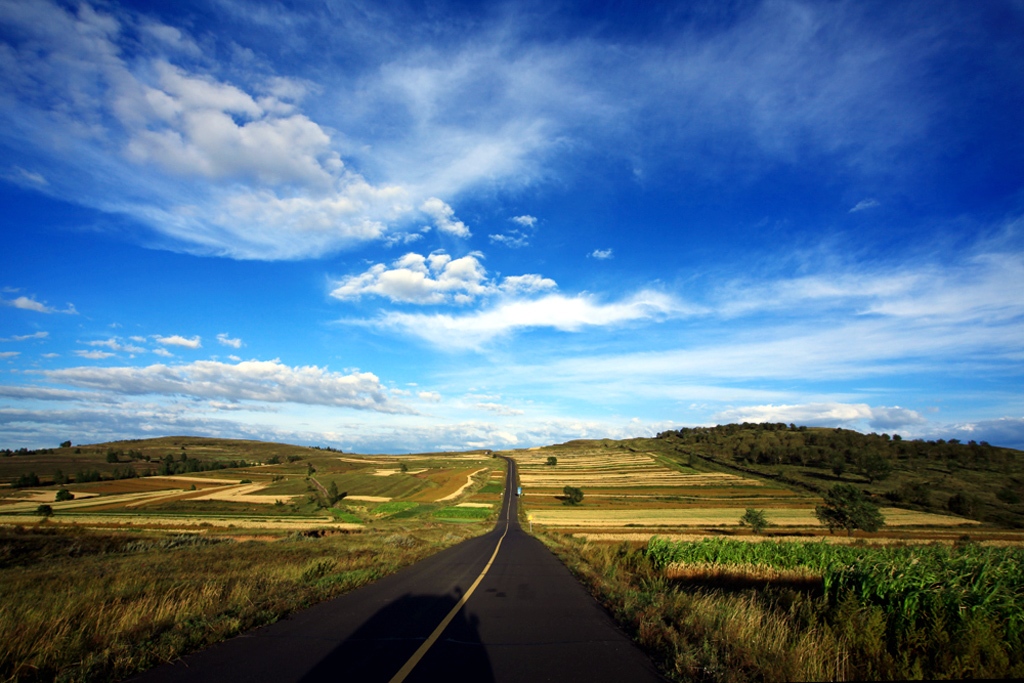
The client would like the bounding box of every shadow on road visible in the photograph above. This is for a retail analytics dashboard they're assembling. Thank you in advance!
[299,589,493,683]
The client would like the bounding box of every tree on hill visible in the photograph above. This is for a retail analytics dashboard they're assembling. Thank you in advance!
[546,456,557,466]
[815,484,884,535]
[327,480,346,505]
[562,485,583,505]
[739,508,770,534]
[856,450,893,483]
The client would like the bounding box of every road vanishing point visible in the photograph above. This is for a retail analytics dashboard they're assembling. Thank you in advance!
[131,459,666,682]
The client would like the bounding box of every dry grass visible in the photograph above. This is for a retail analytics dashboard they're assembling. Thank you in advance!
[435,468,487,501]
[190,483,301,504]
[0,522,488,682]
[531,506,978,528]
[537,533,848,682]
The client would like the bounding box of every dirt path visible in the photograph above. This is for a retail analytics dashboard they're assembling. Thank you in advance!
[437,468,487,502]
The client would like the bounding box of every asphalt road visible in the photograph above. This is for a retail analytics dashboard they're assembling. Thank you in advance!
[130,459,666,682]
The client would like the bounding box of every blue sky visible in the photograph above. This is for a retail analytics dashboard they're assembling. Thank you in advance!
[2,0,1023,452]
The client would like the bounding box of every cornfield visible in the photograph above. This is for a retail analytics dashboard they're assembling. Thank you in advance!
[647,536,1024,638]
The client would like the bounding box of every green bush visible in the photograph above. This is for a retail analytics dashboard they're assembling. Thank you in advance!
[562,485,584,505]
[739,508,769,534]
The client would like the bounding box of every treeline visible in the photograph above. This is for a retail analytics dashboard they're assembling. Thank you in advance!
[656,423,1024,527]
[658,423,1007,473]
[10,453,254,487]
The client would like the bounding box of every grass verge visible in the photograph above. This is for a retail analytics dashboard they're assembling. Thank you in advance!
[0,522,484,682]
[536,530,1024,681]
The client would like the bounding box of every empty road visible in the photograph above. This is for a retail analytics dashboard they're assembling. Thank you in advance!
[131,459,666,682]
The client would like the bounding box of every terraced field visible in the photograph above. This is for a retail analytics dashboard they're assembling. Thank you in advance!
[510,439,989,543]
[0,438,503,532]
[530,507,978,527]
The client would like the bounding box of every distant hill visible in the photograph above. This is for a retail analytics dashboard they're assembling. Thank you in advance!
[647,423,1024,528]
[0,436,338,485]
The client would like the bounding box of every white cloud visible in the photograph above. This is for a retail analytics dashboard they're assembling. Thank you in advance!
[7,296,47,313]
[0,0,948,262]
[0,1,452,260]
[417,391,442,402]
[375,290,684,349]
[0,351,20,359]
[420,197,471,237]
[491,215,538,248]
[43,359,409,412]
[713,403,926,430]
[86,338,145,353]
[944,417,1024,449]
[475,402,524,416]
[715,249,1024,326]
[589,248,613,260]
[331,250,545,304]
[489,234,526,248]
[154,335,202,349]
[498,274,557,295]
[74,350,115,360]
[0,385,107,402]
[850,198,880,212]
[4,166,47,187]
[0,331,48,342]
[217,333,243,349]
[1,295,76,314]
[152,347,174,358]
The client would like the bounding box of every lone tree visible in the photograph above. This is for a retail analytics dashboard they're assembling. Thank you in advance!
[55,488,74,502]
[739,508,770,534]
[36,504,53,517]
[327,480,346,506]
[815,483,884,535]
[562,485,584,505]
[546,456,557,466]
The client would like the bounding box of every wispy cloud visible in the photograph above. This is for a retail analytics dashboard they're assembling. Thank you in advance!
[1,295,76,314]
[74,350,115,360]
[420,197,470,238]
[490,215,538,248]
[589,248,613,260]
[154,335,202,349]
[0,0,952,261]
[850,198,880,212]
[0,331,48,342]
[216,333,243,349]
[373,290,686,349]
[713,403,927,431]
[43,359,411,413]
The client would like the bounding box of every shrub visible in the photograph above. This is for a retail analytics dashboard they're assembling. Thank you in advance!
[948,493,976,517]
[36,504,53,517]
[815,483,884,535]
[54,488,74,502]
[562,485,584,505]
[739,508,770,534]
[14,472,40,488]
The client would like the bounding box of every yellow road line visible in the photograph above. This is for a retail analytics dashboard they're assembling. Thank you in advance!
[389,463,513,683]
